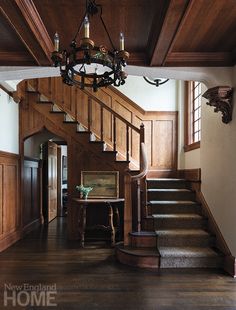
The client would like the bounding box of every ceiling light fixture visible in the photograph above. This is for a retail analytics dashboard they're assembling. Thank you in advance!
[143,77,169,87]
[51,0,129,92]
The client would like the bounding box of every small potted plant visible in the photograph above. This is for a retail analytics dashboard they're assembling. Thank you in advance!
[75,185,93,200]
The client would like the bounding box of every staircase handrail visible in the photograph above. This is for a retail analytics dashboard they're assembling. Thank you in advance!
[82,88,140,134]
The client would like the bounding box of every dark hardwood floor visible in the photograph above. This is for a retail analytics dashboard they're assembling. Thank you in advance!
[0,217,236,310]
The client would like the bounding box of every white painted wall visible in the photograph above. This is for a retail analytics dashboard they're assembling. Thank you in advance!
[119,76,177,111]
[200,66,236,256]
[178,67,236,256]
[0,89,19,154]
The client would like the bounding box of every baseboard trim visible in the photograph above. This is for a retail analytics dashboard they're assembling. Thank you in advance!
[224,255,236,278]
[178,168,201,181]
[197,191,231,255]
[22,218,41,236]
[196,191,236,277]
[0,229,21,252]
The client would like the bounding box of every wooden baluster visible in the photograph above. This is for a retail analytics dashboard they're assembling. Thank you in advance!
[139,123,145,169]
[75,88,78,123]
[126,125,130,162]
[88,97,92,132]
[100,106,104,141]
[136,179,141,232]
[113,115,116,152]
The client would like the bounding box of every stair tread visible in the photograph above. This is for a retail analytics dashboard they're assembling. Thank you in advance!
[147,178,186,181]
[50,110,65,114]
[149,200,198,205]
[89,141,104,144]
[130,231,156,237]
[63,120,78,124]
[76,131,91,134]
[159,246,221,258]
[148,189,192,192]
[37,101,53,104]
[153,214,204,219]
[155,229,210,236]
[119,246,159,257]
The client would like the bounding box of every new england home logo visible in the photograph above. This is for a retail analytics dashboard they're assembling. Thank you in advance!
[3,282,57,307]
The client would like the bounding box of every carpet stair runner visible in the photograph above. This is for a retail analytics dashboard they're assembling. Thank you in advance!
[116,178,223,269]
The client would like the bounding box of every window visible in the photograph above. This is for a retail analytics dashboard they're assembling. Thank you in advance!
[185,81,201,151]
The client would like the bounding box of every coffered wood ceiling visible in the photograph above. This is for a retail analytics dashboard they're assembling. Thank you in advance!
[0,0,235,67]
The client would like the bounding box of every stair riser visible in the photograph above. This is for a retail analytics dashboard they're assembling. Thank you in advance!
[148,191,195,201]
[147,181,189,189]
[130,235,157,248]
[154,218,207,229]
[160,256,223,268]
[151,204,201,214]
[50,113,65,122]
[157,235,214,247]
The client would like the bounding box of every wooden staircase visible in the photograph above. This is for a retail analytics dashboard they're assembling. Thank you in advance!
[116,178,224,269]
[23,88,144,172]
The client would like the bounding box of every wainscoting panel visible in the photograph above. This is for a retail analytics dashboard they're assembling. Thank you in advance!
[23,158,41,234]
[0,151,20,252]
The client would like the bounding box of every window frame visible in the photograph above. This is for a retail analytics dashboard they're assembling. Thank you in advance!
[184,81,201,152]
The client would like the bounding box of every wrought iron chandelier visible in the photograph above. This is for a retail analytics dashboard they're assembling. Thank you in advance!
[143,77,169,87]
[51,0,129,92]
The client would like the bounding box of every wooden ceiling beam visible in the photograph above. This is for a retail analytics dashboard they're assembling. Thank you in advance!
[150,0,190,66]
[0,0,53,66]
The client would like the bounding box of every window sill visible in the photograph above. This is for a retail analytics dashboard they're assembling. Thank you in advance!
[184,141,200,152]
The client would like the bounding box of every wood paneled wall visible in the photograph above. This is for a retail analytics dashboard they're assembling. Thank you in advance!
[26,78,178,171]
[23,158,42,234]
[0,151,20,251]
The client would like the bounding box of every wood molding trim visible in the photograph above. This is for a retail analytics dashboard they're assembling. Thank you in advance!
[224,255,236,278]
[178,168,201,181]
[0,230,21,252]
[0,84,13,97]
[184,141,200,152]
[203,86,234,124]
[0,150,20,159]
[0,51,34,65]
[165,52,234,66]
[22,218,41,237]
[196,191,236,277]
[196,191,231,255]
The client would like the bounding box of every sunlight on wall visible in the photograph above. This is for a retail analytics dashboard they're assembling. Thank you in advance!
[119,75,177,111]
[0,89,19,154]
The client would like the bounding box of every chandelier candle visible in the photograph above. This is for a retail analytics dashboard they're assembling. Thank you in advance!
[84,15,90,38]
[120,32,124,50]
[54,32,59,52]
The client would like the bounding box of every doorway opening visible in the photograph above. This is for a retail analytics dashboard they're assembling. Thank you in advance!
[23,128,67,228]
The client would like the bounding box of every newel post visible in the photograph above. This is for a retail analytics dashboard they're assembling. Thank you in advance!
[124,173,132,246]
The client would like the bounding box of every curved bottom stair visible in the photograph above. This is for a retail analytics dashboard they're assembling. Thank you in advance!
[115,241,160,269]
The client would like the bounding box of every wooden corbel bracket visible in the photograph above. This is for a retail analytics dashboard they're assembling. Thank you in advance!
[203,86,233,124]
